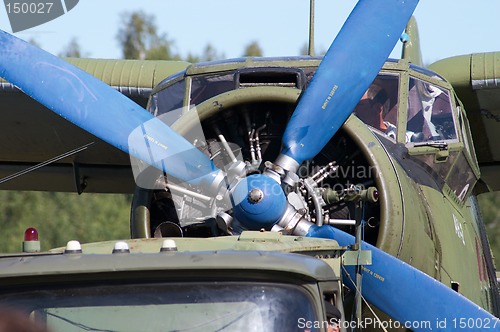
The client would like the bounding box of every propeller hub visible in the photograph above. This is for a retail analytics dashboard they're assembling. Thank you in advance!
[231,174,287,230]
[248,188,264,203]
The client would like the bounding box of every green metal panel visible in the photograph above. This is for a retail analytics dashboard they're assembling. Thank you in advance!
[401,16,423,67]
[65,58,190,88]
[0,235,343,284]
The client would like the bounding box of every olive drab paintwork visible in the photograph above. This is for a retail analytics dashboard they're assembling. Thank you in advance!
[0,5,499,331]
[0,56,498,331]
[0,233,345,332]
[132,55,499,319]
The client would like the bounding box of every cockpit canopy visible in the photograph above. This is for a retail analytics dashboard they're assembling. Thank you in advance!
[351,71,457,144]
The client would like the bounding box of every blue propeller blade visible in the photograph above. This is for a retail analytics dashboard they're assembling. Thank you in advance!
[0,30,219,186]
[281,0,419,165]
[308,226,498,331]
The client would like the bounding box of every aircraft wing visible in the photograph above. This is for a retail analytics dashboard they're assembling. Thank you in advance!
[429,52,500,191]
[0,58,189,193]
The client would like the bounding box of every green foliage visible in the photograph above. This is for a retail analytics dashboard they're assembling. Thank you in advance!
[242,41,263,57]
[477,192,500,267]
[2,189,496,263]
[299,42,326,56]
[27,38,41,48]
[59,37,86,58]
[186,44,225,63]
[116,11,178,60]
[0,191,130,252]
[299,42,309,56]
[117,10,260,62]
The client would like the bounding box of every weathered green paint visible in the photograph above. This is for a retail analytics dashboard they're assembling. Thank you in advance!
[401,16,423,67]
[155,57,499,316]
[66,58,190,89]
[430,52,500,190]
[0,58,190,193]
[0,51,498,328]
[0,232,343,288]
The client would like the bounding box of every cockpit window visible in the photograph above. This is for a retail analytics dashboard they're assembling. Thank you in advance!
[148,65,319,124]
[148,78,185,119]
[190,73,235,106]
[353,73,399,141]
[148,73,237,120]
[407,77,457,143]
[1,282,318,332]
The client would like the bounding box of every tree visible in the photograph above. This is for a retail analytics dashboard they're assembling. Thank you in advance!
[299,42,309,56]
[116,11,178,60]
[186,43,224,63]
[200,44,224,61]
[0,191,130,252]
[299,42,327,56]
[478,192,500,267]
[59,37,86,58]
[28,38,41,48]
[242,41,263,57]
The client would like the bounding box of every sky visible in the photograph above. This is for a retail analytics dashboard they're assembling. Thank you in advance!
[0,0,499,65]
